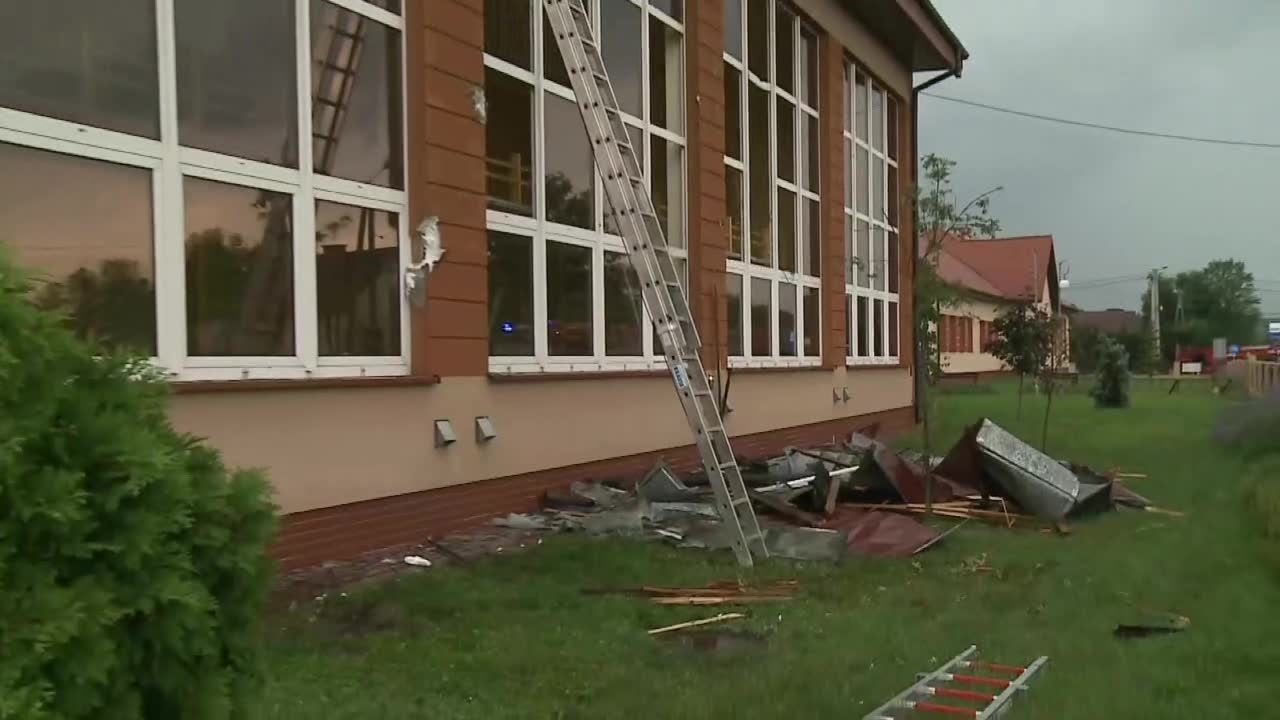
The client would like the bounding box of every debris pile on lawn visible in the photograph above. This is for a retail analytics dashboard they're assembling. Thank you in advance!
[490,418,1180,562]
[585,579,797,605]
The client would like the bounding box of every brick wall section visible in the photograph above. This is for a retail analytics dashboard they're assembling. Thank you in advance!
[819,29,847,367]
[688,0,730,369]
[894,94,915,366]
[272,405,916,571]
[412,0,489,377]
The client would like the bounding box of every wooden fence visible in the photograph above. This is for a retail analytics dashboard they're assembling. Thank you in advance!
[1246,357,1280,397]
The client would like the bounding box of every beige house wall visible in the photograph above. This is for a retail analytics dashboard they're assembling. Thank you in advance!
[170,368,912,514]
[942,294,1007,374]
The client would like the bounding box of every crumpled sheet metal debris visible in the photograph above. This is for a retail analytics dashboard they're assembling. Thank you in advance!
[970,419,1111,520]
[762,527,847,561]
[855,440,973,504]
[822,508,942,558]
[637,462,702,502]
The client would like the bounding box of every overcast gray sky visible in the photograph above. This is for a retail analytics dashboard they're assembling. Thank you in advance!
[918,0,1280,316]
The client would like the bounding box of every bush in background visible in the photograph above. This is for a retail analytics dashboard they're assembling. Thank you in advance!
[0,250,277,719]
[1091,336,1131,408]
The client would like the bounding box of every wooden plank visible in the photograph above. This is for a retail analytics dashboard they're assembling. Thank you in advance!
[647,613,746,635]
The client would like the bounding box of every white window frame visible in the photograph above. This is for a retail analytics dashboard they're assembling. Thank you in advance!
[486,0,688,375]
[844,59,900,367]
[723,0,821,369]
[0,0,410,382]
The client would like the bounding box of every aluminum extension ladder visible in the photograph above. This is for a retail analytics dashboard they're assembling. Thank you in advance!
[865,646,1048,719]
[541,0,767,567]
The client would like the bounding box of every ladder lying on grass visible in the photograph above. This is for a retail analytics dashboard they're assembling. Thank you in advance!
[865,645,1048,719]
[541,0,767,567]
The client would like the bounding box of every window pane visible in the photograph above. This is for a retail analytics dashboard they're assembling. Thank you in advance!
[726,166,744,260]
[604,124,645,235]
[800,27,818,108]
[602,0,642,117]
[871,87,884,151]
[649,16,684,133]
[184,177,294,356]
[724,64,742,161]
[887,165,899,227]
[873,298,884,356]
[543,14,570,88]
[803,198,820,277]
[843,137,853,208]
[315,200,400,356]
[846,294,853,357]
[776,97,794,183]
[856,146,869,214]
[854,71,867,141]
[545,93,595,229]
[779,283,797,356]
[872,155,884,221]
[366,0,401,11]
[872,226,886,291]
[888,230,899,294]
[651,135,685,248]
[1,143,155,353]
[488,230,534,356]
[775,6,795,95]
[842,64,851,133]
[856,295,869,357]
[748,84,771,267]
[485,0,531,69]
[650,0,683,21]
[485,69,534,215]
[777,188,796,273]
[803,286,819,357]
[176,0,297,167]
[546,241,592,356]
[747,0,768,79]
[727,273,744,356]
[649,257,686,355]
[888,300,899,357]
[844,216,854,285]
[604,251,643,356]
[856,218,870,287]
[804,113,819,191]
[0,0,158,138]
[724,0,743,60]
[887,95,899,161]
[750,277,771,356]
[311,0,403,188]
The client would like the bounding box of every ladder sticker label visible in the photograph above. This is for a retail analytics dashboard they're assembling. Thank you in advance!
[671,364,689,390]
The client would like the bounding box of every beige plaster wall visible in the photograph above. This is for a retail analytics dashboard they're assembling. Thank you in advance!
[170,368,913,514]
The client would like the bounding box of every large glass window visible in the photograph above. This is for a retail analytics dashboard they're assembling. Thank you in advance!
[844,62,901,365]
[485,0,687,373]
[0,0,409,381]
[0,1,159,138]
[0,143,156,353]
[724,1,820,366]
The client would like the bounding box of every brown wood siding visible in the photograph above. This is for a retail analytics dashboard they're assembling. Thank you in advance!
[689,0,730,370]
[819,29,847,367]
[413,0,488,377]
[273,405,915,570]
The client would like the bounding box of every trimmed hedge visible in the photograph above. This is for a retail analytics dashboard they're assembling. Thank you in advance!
[0,250,277,719]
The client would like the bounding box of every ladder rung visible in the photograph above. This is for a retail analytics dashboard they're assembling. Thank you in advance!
[913,701,978,717]
[950,674,1010,689]
[931,687,996,703]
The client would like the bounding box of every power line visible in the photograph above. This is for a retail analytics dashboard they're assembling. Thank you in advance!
[922,92,1280,150]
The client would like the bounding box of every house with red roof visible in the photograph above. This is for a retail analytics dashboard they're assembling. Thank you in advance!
[925,234,1068,377]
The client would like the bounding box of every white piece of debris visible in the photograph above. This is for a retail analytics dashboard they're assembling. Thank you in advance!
[403,555,433,568]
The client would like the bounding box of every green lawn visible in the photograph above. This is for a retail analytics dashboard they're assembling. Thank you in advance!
[261,382,1280,719]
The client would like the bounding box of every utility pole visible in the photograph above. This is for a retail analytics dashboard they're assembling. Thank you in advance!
[1149,266,1168,370]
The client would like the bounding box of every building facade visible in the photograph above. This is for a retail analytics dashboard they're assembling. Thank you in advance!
[932,235,1065,377]
[0,0,965,570]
